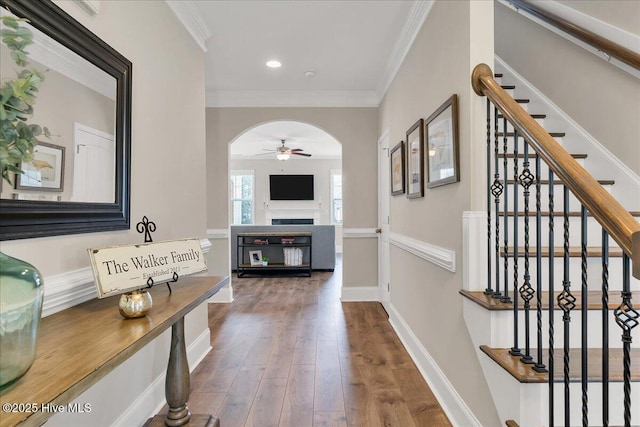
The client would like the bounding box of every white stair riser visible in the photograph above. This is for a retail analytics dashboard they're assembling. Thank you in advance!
[500,214,624,247]
[517,381,640,427]
[488,309,638,349]
[502,184,612,212]
[491,256,640,292]
[492,136,565,156]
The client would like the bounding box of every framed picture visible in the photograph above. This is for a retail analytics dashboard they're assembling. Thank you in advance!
[426,94,459,188]
[249,250,263,266]
[390,141,405,196]
[16,141,65,191]
[406,119,424,198]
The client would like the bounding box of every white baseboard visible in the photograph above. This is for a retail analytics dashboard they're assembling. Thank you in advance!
[112,328,212,427]
[340,285,379,302]
[208,283,233,303]
[387,303,481,427]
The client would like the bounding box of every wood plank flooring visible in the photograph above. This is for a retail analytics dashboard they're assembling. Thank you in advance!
[167,259,452,427]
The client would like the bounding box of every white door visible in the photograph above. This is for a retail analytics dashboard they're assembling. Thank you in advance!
[378,130,391,304]
[71,123,115,203]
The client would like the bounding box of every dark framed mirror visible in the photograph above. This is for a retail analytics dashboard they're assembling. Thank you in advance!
[0,0,131,240]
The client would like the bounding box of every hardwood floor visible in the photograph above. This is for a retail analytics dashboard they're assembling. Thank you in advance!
[178,258,452,427]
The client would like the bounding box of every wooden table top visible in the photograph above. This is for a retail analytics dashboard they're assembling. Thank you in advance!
[0,275,228,427]
[238,231,312,237]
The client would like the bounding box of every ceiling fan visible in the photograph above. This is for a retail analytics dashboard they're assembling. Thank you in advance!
[261,139,312,161]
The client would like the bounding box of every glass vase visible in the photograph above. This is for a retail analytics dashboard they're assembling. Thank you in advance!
[0,252,44,389]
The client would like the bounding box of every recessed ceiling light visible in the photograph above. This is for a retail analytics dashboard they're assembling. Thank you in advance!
[304,70,315,78]
[266,60,282,68]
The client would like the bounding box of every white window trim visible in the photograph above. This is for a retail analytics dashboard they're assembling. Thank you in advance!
[230,170,255,225]
[330,169,342,225]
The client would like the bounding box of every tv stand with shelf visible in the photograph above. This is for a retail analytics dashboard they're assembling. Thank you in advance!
[237,231,312,277]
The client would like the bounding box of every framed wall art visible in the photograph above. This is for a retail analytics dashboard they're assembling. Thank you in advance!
[425,94,459,188]
[406,119,424,198]
[16,141,65,192]
[390,141,405,196]
[249,250,263,266]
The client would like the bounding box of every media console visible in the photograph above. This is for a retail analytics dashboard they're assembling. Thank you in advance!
[237,231,312,277]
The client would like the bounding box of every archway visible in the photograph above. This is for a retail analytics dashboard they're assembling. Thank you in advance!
[228,119,343,266]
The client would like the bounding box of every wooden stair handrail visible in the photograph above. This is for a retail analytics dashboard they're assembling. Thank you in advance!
[472,63,640,280]
[505,0,640,71]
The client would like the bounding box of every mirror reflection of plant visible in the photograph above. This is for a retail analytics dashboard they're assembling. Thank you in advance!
[0,15,52,185]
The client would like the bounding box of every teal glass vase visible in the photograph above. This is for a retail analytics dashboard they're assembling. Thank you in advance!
[0,252,44,389]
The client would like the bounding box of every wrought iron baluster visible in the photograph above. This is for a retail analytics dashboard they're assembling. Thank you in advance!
[519,139,535,364]
[533,153,547,373]
[486,99,493,296]
[510,129,521,356]
[548,171,556,427]
[492,106,503,298]
[581,205,588,426]
[602,229,609,427]
[502,117,511,304]
[614,254,639,427]
[557,185,576,426]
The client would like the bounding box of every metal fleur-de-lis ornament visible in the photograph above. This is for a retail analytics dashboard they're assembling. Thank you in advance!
[137,216,156,243]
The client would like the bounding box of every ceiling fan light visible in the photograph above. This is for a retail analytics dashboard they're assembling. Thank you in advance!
[277,152,290,161]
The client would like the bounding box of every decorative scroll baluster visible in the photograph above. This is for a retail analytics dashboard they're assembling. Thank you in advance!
[519,140,535,364]
[548,171,556,427]
[533,153,547,373]
[557,185,576,426]
[581,205,588,426]
[510,129,521,356]
[614,254,639,427]
[602,229,609,427]
[486,99,493,296]
[492,107,503,299]
[502,118,511,304]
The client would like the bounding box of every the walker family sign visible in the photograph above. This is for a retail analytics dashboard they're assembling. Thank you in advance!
[88,238,207,298]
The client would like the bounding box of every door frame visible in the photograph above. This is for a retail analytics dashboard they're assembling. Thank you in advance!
[377,128,391,305]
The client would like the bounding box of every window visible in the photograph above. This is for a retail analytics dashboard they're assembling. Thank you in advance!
[230,171,254,225]
[331,171,342,225]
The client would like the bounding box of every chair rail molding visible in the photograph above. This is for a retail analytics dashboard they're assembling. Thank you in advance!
[389,232,456,272]
[206,228,229,239]
[343,228,378,238]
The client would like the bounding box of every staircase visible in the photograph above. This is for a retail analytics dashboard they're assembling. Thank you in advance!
[463,61,640,426]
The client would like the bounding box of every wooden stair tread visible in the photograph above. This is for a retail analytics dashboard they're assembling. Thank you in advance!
[460,289,640,311]
[498,153,586,159]
[501,85,516,90]
[495,73,503,78]
[479,345,640,383]
[505,179,614,185]
[498,113,546,119]
[505,421,519,427]
[501,246,623,257]
[497,131,565,138]
[499,211,640,217]
[515,99,530,103]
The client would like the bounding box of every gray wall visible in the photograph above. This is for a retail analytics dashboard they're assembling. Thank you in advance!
[378,1,499,425]
[2,1,211,425]
[495,1,640,175]
[206,107,378,287]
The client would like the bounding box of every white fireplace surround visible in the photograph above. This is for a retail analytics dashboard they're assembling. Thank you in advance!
[265,209,320,225]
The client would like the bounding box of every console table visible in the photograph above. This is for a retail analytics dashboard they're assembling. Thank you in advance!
[0,275,228,427]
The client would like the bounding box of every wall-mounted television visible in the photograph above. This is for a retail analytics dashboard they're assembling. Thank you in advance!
[269,174,314,200]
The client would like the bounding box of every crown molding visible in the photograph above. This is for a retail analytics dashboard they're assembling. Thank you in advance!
[206,90,380,108]
[166,0,212,52]
[375,0,435,100]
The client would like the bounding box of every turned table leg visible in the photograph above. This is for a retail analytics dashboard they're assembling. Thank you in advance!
[165,317,191,427]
